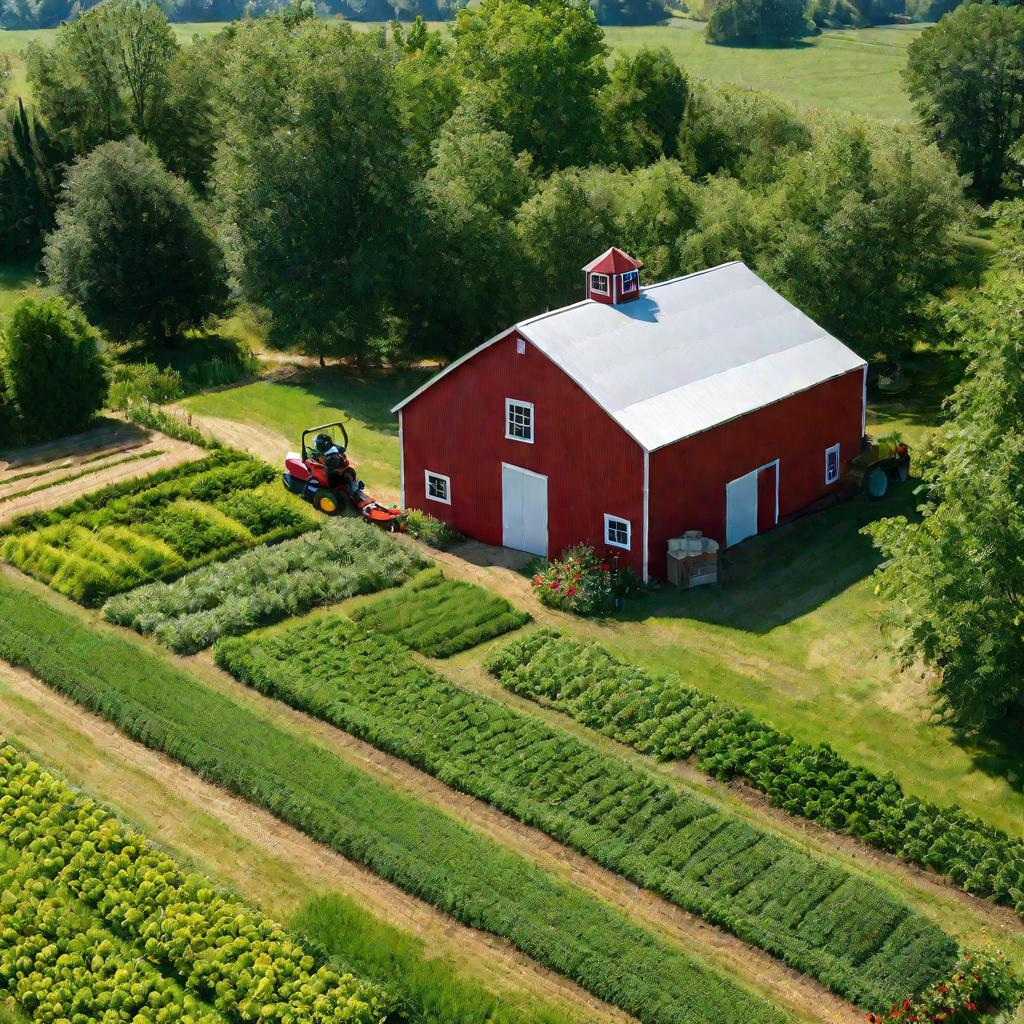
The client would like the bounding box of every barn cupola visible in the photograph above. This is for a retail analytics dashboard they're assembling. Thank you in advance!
[582,247,644,306]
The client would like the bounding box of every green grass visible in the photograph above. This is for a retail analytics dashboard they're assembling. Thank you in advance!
[0,572,790,1024]
[216,614,959,1010]
[0,263,37,318]
[1,19,920,120]
[350,567,531,657]
[179,368,432,494]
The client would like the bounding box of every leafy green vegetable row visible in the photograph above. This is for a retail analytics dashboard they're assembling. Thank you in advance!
[485,630,1024,919]
[0,746,388,1024]
[216,617,957,1011]
[0,578,788,1024]
[349,567,530,657]
[103,518,426,653]
[1,453,313,605]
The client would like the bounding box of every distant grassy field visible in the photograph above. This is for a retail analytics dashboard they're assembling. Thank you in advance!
[0,18,923,121]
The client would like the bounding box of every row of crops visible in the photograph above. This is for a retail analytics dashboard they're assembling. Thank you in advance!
[215,616,958,1011]
[103,519,427,652]
[0,451,315,605]
[349,567,530,657]
[0,745,389,1024]
[485,630,1024,921]
[0,576,789,1024]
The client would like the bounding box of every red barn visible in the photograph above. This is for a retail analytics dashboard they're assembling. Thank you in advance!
[393,253,867,581]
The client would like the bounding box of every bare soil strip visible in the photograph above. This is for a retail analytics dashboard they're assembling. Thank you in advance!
[0,659,627,1024]
[183,650,855,1024]
[0,421,204,523]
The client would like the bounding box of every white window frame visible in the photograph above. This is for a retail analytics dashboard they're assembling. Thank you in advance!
[604,513,631,550]
[505,398,534,444]
[424,470,451,505]
[824,442,841,485]
[516,338,527,355]
[590,272,610,296]
[620,269,639,294]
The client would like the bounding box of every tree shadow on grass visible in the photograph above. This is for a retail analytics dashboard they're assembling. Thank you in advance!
[959,720,1024,800]
[617,484,921,633]
[284,365,435,437]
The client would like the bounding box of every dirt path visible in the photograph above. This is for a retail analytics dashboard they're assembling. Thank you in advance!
[0,659,628,1024]
[0,421,204,524]
[184,651,855,1024]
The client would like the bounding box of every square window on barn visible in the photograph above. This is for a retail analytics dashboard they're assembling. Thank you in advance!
[590,273,610,296]
[620,269,639,294]
[825,443,841,485]
[505,399,534,443]
[425,470,451,505]
[604,514,631,550]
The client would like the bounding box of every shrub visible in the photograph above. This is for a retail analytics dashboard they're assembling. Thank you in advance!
[0,576,788,1024]
[404,508,461,549]
[350,567,530,656]
[107,361,185,410]
[217,615,961,1011]
[1,452,313,604]
[485,630,1024,922]
[0,296,107,443]
[103,518,425,653]
[531,544,640,616]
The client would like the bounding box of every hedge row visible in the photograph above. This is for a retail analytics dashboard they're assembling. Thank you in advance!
[0,746,388,1024]
[216,616,958,1011]
[349,567,530,657]
[1,453,314,605]
[0,577,788,1024]
[103,518,426,653]
[485,631,1024,918]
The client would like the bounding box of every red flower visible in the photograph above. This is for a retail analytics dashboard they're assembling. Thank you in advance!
[965,1004,976,1013]
[550,581,560,591]
[600,563,610,572]
[890,1011,900,1019]
[572,572,581,580]
[532,575,542,586]
[865,1015,879,1023]
[938,985,948,996]
[567,585,577,597]
[903,1001,912,1011]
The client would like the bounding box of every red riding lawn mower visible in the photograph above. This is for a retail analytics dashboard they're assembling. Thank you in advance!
[282,422,406,531]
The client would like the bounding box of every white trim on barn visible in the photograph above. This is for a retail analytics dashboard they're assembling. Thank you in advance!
[398,409,405,507]
[642,449,650,583]
[424,470,452,505]
[604,513,631,550]
[505,398,535,444]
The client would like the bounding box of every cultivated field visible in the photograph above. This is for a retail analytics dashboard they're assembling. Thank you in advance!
[0,19,923,121]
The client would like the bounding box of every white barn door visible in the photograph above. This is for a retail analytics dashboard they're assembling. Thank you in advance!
[502,463,548,556]
[725,470,758,548]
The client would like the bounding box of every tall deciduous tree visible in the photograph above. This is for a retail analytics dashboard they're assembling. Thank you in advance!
[600,47,687,169]
[26,0,178,155]
[44,137,227,344]
[216,19,413,365]
[904,4,1024,202]
[452,0,608,171]
[868,210,1024,730]
[706,0,813,46]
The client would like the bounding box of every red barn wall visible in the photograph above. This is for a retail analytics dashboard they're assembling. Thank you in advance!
[646,367,865,575]
[401,331,647,575]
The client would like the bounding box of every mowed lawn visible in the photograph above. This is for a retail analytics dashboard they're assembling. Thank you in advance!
[0,18,922,121]
[181,365,1024,838]
[179,368,432,494]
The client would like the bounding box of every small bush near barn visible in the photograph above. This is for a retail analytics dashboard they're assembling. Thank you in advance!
[532,544,641,616]
[0,746,389,1024]
[103,518,426,653]
[350,567,530,657]
[485,630,1024,922]
[217,615,960,1010]
[404,508,461,549]
[1,450,313,604]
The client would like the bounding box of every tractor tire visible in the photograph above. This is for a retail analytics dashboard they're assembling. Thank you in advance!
[314,490,341,516]
[866,466,889,498]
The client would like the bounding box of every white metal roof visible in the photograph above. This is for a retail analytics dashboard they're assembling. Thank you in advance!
[393,262,866,452]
